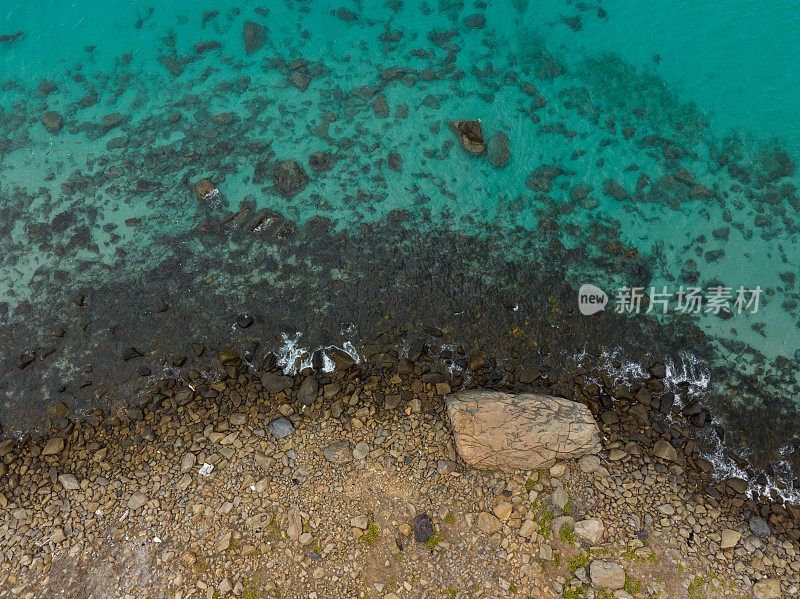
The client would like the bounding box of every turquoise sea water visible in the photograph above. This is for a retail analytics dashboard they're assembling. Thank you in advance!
[1,1,799,500]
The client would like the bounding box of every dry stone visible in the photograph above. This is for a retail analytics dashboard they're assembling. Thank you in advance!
[446,391,601,470]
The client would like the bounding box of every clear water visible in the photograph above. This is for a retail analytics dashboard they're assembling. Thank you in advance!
[1,1,799,500]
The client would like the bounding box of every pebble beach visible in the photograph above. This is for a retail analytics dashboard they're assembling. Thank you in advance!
[0,349,795,598]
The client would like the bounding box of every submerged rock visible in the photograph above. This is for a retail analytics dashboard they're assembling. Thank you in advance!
[158,56,183,77]
[336,8,358,22]
[486,131,510,167]
[387,151,402,171]
[194,40,222,54]
[290,71,310,92]
[37,79,57,95]
[273,160,309,199]
[309,151,334,172]
[0,32,24,44]
[525,165,564,192]
[41,111,63,135]
[373,93,389,118]
[446,390,601,470]
[242,21,266,55]
[449,120,485,156]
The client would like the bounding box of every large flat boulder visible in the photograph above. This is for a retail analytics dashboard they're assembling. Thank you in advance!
[445,390,601,471]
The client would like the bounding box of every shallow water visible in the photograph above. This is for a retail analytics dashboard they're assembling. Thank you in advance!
[1,1,799,500]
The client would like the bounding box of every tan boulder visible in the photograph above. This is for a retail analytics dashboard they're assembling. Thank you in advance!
[449,120,485,156]
[446,391,601,471]
[477,512,502,534]
[753,579,781,599]
[194,178,220,202]
[720,529,741,549]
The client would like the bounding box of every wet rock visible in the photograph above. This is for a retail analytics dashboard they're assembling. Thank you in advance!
[486,131,510,167]
[326,348,356,369]
[323,441,352,464]
[261,373,293,393]
[525,165,564,192]
[194,178,220,202]
[42,438,65,456]
[217,348,240,366]
[273,160,309,199]
[122,347,143,361]
[17,351,35,369]
[309,151,334,172]
[749,516,771,538]
[449,120,485,156]
[236,314,253,329]
[446,390,601,470]
[242,21,266,55]
[297,376,318,406]
[652,439,678,461]
[268,417,295,439]
[589,560,624,590]
[412,514,433,542]
[41,111,63,135]
[387,151,402,171]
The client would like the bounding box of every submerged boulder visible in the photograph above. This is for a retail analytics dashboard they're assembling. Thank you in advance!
[308,151,334,172]
[487,131,510,167]
[41,111,63,135]
[525,165,565,192]
[273,160,309,199]
[446,390,601,470]
[242,21,266,55]
[449,120,485,156]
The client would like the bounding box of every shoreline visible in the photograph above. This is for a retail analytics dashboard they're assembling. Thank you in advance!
[0,349,795,597]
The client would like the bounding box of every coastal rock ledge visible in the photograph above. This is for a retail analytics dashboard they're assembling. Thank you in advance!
[446,390,601,471]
